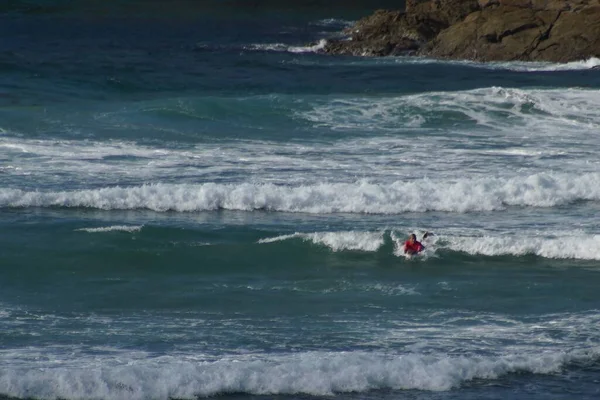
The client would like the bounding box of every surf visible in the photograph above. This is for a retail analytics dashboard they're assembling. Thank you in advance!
[3,172,600,213]
[1,347,598,399]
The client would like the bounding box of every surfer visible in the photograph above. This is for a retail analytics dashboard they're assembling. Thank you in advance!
[404,233,425,255]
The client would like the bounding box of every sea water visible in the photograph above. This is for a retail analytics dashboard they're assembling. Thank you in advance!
[2,2,600,399]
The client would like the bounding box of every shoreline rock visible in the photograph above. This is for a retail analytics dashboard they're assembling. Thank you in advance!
[322,0,600,62]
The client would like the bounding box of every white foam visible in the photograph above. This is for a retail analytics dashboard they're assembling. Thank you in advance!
[259,231,384,252]
[3,135,424,186]
[392,56,600,72]
[0,165,21,171]
[386,230,600,260]
[360,283,420,296]
[3,172,599,214]
[445,234,600,260]
[258,233,302,244]
[245,43,289,52]
[311,18,354,28]
[484,57,600,72]
[76,225,143,233]
[258,229,600,261]
[3,87,600,190]
[288,39,328,54]
[0,348,597,399]
[245,39,327,54]
[0,137,165,160]
[299,87,600,134]
[304,231,384,252]
[374,311,600,352]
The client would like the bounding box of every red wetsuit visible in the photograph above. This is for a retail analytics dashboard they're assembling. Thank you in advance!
[404,240,424,255]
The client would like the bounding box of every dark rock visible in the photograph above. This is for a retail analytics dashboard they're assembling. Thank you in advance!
[407,0,480,26]
[530,5,600,62]
[321,0,600,62]
[480,0,591,11]
[323,1,479,57]
[323,38,420,57]
[425,2,600,62]
[322,9,422,56]
[424,6,560,60]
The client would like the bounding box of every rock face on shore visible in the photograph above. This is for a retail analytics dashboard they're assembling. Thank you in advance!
[323,0,600,62]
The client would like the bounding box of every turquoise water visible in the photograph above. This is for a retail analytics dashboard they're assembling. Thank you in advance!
[2,2,600,399]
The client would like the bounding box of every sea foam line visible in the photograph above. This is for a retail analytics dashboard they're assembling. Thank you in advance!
[75,225,143,233]
[259,231,385,252]
[477,57,600,72]
[392,56,600,72]
[245,39,327,54]
[2,172,600,213]
[0,348,597,399]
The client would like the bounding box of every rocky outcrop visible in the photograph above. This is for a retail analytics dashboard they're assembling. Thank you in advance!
[325,1,479,56]
[322,0,600,62]
[324,10,421,56]
[428,0,600,61]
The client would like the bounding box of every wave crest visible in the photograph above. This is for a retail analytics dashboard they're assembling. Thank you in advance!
[444,234,600,260]
[1,348,597,399]
[2,172,600,213]
[259,231,385,252]
[258,230,600,260]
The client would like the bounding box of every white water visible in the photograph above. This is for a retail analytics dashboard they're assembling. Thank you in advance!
[0,347,597,400]
[3,304,600,399]
[474,57,600,72]
[259,231,385,252]
[76,225,143,233]
[300,87,600,134]
[258,230,600,260]
[246,39,328,54]
[389,57,600,72]
[443,234,600,260]
[2,87,599,190]
[2,172,600,213]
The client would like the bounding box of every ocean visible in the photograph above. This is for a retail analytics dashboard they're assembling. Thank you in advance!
[2,1,600,399]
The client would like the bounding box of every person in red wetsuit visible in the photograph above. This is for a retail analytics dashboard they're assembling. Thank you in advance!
[404,233,424,255]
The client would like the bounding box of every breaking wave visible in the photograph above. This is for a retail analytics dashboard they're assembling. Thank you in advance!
[0,348,597,399]
[259,231,385,252]
[299,86,600,133]
[257,230,600,260]
[443,234,600,260]
[2,172,600,213]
